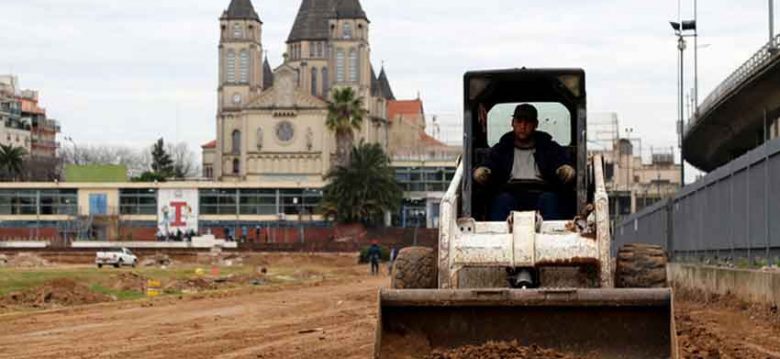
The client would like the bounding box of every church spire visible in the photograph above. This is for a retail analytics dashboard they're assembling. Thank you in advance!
[222,0,261,21]
[377,66,395,101]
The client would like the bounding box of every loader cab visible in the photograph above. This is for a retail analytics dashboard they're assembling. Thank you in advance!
[462,68,588,220]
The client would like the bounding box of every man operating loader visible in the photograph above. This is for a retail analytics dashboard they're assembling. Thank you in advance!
[473,104,577,221]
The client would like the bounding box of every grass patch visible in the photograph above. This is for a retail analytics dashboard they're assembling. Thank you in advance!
[89,283,145,301]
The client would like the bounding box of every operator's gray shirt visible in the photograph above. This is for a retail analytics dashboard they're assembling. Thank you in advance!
[510,148,542,181]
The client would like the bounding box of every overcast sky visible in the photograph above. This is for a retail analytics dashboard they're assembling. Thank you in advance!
[0,0,776,167]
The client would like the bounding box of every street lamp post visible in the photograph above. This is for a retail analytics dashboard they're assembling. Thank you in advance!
[670,19,697,187]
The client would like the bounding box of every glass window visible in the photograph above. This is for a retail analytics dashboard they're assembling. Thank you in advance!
[321,67,329,95]
[335,50,345,82]
[239,189,277,215]
[199,189,237,215]
[226,51,236,83]
[311,67,318,97]
[233,158,240,175]
[487,102,572,146]
[119,189,157,215]
[232,130,241,155]
[233,23,242,38]
[348,48,358,83]
[239,50,249,83]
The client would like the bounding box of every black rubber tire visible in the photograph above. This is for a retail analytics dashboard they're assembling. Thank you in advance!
[97,263,103,269]
[390,247,437,289]
[114,260,121,269]
[615,243,668,288]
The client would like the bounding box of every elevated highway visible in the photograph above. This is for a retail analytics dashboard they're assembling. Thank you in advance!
[684,36,780,172]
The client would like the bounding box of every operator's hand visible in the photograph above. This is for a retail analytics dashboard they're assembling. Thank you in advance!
[473,166,491,185]
[556,165,576,184]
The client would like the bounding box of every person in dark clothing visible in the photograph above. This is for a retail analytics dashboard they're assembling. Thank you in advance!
[474,104,576,221]
[367,241,381,275]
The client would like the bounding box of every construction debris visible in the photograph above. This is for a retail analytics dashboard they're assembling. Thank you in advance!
[140,253,172,267]
[7,253,50,268]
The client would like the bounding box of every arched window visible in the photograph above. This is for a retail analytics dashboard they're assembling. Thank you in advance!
[232,158,240,174]
[343,23,352,39]
[239,50,249,83]
[231,130,241,155]
[348,48,358,83]
[321,67,329,96]
[226,51,236,83]
[256,127,263,150]
[311,67,318,97]
[335,49,345,82]
[233,23,242,38]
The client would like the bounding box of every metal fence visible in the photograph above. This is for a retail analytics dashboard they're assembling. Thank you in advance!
[615,138,780,264]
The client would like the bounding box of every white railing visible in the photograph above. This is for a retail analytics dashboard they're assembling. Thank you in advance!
[690,35,780,132]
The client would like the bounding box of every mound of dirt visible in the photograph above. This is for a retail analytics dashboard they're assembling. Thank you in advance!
[7,253,50,268]
[164,277,218,292]
[426,341,593,359]
[112,272,148,292]
[140,253,172,267]
[2,278,111,308]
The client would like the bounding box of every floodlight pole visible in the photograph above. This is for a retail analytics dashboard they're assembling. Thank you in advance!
[677,34,686,187]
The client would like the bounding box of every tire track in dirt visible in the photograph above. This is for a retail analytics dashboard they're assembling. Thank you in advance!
[0,272,387,359]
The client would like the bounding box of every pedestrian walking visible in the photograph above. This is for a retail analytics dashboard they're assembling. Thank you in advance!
[367,241,381,275]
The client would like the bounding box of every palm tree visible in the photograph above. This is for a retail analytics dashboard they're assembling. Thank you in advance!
[321,142,402,224]
[0,144,26,181]
[326,87,368,168]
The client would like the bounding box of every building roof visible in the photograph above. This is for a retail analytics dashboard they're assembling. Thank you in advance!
[263,57,274,89]
[377,67,395,100]
[387,99,423,121]
[287,0,368,42]
[370,66,379,97]
[418,132,448,148]
[334,0,367,19]
[202,139,217,149]
[222,0,261,21]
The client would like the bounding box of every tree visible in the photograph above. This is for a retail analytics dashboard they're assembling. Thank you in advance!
[326,87,368,168]
[167,142,199,179]
[321,142,402,224]
[0,145,27,181]
[150,138,174,179]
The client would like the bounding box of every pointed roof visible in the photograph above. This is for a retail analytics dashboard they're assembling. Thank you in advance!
[377,67,395,100]
[334,0,367,19]
[263,57,274,89]
[287,0,368,42]
[222,0,261,21]
[370,65,380,97]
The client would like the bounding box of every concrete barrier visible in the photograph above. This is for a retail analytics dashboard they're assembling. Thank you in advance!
[70,239,238,249]
[668,263,780,307]
[0,241,50,249]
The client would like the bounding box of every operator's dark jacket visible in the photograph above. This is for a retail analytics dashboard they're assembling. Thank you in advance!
[482,131,573,187]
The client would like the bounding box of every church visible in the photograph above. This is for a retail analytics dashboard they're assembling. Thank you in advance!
[202,0,403,185]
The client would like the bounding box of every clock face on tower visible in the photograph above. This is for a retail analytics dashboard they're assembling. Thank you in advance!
[275,121,294,143]
[232,93,242,105]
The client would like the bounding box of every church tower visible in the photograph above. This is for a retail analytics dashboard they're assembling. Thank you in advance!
[215,0,263,180]
[286,0,370,99]
[218,0,263,112]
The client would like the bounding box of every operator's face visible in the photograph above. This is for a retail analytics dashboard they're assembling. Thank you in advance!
[512,117,537,142]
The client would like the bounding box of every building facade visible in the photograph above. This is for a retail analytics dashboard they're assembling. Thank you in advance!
[203,0,395,183]
[0,76,61,181]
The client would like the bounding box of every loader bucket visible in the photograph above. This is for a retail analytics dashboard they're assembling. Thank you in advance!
[375,288,676,359]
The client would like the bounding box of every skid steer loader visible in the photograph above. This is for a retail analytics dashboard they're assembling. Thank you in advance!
[375,69,676,359]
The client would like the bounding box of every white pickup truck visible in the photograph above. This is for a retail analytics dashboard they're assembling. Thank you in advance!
[95,247,138,268]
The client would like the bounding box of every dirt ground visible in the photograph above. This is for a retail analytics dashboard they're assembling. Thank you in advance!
[0,254,779,359]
